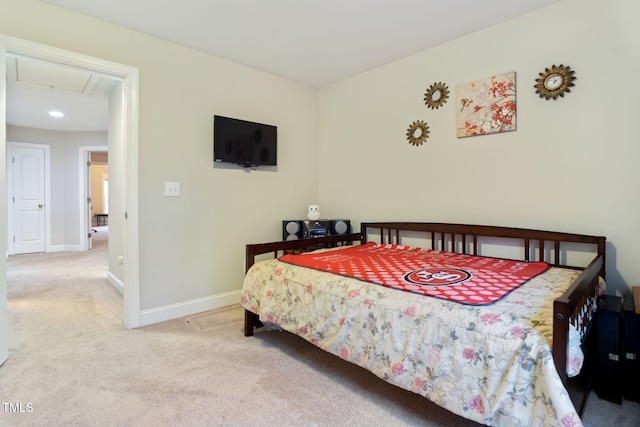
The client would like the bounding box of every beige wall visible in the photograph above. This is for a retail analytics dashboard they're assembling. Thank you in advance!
[318,0,640,296]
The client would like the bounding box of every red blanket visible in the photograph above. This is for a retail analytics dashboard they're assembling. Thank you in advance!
[279,243,548,305]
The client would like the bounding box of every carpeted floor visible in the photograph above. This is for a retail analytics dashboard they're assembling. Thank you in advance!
[1,227,638,426]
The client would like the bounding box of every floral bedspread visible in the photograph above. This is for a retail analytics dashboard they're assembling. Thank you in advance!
[240,253,588,426]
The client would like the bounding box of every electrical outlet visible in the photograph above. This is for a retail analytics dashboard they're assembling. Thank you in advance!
[164,182,180,197]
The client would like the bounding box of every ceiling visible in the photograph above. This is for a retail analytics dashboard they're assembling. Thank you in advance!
[6,55,117,132]
[7,0,562,132]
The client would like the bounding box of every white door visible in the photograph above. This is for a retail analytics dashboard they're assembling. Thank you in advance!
[11,145,46,254]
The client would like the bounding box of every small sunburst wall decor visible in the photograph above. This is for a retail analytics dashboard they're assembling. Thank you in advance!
[406,120,430,146]
[424,82,449,109]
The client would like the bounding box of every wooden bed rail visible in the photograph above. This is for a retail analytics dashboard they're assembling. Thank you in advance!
[362,222,605,271]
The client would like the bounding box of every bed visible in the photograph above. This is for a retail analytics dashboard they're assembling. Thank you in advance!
[240,222,606,426]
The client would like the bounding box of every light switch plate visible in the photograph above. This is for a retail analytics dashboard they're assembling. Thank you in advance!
[164,182,180,197]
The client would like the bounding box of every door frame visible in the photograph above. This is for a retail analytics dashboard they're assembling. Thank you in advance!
[0,34,141,329]
[7,141,51,255]
[80,146,108,251]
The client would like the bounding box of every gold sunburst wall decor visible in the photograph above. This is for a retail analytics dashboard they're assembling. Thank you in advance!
[424,82,449,109]
[406,120,430,146]
[534,64,576,100]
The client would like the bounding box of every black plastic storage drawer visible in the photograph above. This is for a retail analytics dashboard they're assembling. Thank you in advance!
[595,296,623,404]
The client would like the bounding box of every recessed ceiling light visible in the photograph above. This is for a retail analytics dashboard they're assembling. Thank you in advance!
[49,111,64,118]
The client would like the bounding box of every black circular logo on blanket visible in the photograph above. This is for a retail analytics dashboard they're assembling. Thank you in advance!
[404,268,472,286]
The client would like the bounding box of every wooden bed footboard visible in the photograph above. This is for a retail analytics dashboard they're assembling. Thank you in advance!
[242,222,606,413]
[553,253,605,413]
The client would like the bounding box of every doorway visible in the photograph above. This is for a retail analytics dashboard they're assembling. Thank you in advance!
[81,147,109,252]
[0,35,141,352]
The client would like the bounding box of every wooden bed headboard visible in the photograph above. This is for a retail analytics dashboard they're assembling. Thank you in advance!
[361,222,605,272]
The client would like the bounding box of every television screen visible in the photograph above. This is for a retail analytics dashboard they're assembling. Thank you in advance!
[213,115,277,167]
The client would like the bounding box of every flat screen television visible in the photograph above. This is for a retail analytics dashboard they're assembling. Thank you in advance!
[213,115,277,168]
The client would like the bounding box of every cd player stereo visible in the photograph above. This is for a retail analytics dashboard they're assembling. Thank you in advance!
[282,219,351,241]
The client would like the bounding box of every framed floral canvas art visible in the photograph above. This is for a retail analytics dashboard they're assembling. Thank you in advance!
[456,71,516,138]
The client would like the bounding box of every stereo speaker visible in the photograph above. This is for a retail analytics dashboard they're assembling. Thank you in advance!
[282,220,306,240]
[331,219,351,235]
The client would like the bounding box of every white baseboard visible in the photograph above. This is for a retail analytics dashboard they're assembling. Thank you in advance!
[138,290,241,327]
[107,271,124,295]
[8,244,81,256]
[47,244,82,252]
